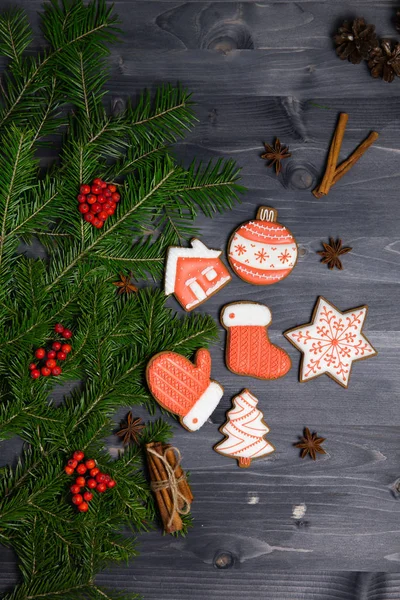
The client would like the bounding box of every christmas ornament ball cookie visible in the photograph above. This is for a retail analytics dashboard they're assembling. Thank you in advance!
[228,206,298,285]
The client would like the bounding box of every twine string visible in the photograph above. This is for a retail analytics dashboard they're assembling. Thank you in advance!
[148,446,191,529]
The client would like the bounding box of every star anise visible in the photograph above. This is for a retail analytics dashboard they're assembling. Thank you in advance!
[368,40,400,83]
[317,238,352,270]
[334,18,378,64]
[261,138,291,175]
[294,428,326,461]
[112,273,138,295]
[116,412,145,446]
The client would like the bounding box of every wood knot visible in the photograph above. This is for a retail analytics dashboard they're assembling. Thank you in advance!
[284,162,317,190]
[201,22,254,53]
[214,551,234,569]
[298,246,308,259]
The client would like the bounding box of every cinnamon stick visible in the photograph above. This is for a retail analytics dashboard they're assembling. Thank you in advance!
[164,443,194,508]
[313,112,348,198]
[146,442,183,534]
[331,130,379,185]
[146,443,172,533]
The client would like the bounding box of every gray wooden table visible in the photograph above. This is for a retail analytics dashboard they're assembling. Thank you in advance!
[1,1,400,599]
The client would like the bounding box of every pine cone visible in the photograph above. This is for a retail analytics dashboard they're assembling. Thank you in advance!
[334,18,378,64]
[368,39,400,83]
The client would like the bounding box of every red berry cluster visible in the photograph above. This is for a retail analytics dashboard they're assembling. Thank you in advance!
[29,323,72,379]
[78,178,120,229]
[64,450,116,512]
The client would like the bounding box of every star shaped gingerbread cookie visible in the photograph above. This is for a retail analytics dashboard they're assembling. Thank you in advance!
[284,297,377,388]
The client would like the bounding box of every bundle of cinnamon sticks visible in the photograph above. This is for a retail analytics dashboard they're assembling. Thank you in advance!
[146,441,193,534]
[313,112,379,198]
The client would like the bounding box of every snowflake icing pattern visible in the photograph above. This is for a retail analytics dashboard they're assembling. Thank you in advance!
[284,298,376,387]
[278,249,291,264]
[255,248,268,263]
[234,244,247,256]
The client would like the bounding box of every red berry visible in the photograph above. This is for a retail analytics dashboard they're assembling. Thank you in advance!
[77,194,87,203]
[64,466,74,475]
[62,329,73,339]
[52,342,62,351]
[72,494,83,505]
[103,475,111,483]
[47,350,56,359]
[96,483,107,493]
[51,366,62,376]
[103,201,111,210]
[87,194,96,204]
[100,181,107,189]
[107,479,116,489]
[75,476,86,486]
[84,213,94,223]
[70,484,81,494]
[96,221,104,228]
[80,184,91,195]
[97,195,106,204]
[108,184,116,193]
[79,203,90,214]
[46,359,56,369]
[90,202,101,214]
[68,459,78,469]
[54,323,64,334]
[87,478,97,489]
[105,207,114,216]
[91,185,101,195]
[78,501,89,512]
[96,473,106,483]
[98,211,108,221]
[90,467,100,477]
[41,367,51,377]
[57,351,67,361]
[35,348,46,360]
[104,189,112,197]
[85,459,96,470]
[62,343,72,354]
[76,464,87,475]
[83,491,93,501]
[29,363,37,371]
[73,451,85,461]
[93,178,103,186]
[31,369,41,379]
[111,193,120,202]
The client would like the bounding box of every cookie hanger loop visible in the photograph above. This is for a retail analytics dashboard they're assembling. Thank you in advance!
[256,206,278,222]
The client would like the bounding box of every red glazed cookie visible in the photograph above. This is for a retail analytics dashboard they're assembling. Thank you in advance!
[165,238,231,311]
[228,206,298,285]
[146,349,223,431]
[220,302,291,380]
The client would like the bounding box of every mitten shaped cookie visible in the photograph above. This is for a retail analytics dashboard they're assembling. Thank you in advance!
[221,302,291,380]
[146,349,223,431]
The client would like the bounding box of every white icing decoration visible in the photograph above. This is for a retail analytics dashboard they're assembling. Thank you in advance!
[221,302,272,327]
[229,234,297,270]
[182,381,223,431]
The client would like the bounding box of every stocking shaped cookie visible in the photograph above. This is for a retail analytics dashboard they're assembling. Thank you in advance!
[221,302,291,380]
[146,349,223,431]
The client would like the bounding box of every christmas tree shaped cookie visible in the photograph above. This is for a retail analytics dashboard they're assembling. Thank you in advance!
[214,389,275,468]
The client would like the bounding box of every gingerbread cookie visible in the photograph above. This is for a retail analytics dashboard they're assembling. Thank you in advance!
[284,296,377,388]
[146,349,223,431]
[220,302,291,380]
[228,206,298,285]
[214,389,275,468]
[164,238,231,311]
